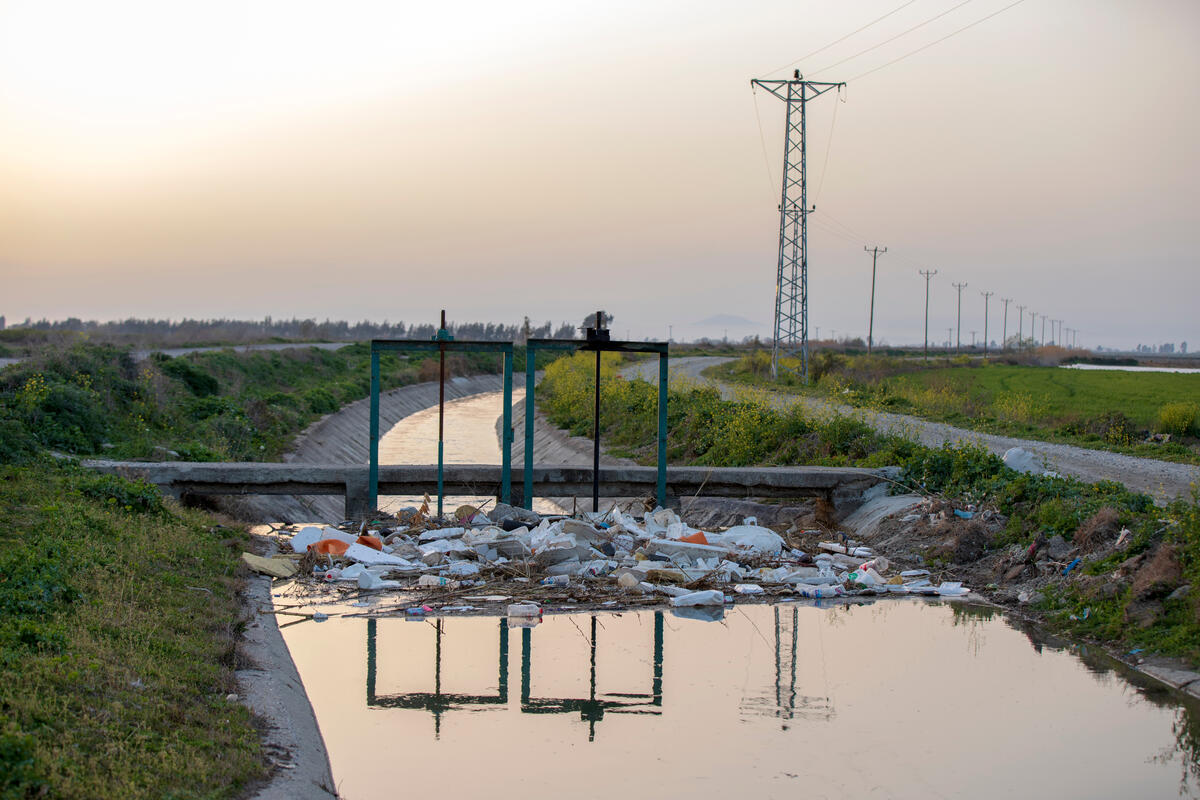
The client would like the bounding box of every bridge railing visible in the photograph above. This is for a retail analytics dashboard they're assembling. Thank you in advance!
[81,460,891,519]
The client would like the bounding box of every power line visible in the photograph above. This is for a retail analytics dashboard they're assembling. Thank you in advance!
[765,0,920,76]
[811,0,977,77]
[848,0,1031,83]
[751,88,777,202]
[812,87,845,205]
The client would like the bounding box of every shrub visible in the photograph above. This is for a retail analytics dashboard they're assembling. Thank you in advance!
[79,473,165,514]
[1157,402,1199,437]
[160,357,219,397]
[303,386,339,415]
[1089,411,1138,447]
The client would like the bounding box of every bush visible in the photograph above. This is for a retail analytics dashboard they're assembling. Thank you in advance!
[78,473,165,514]
[1088,411,1138,447]
[303,386,339,414]
[1158,402,1199,437]
[0,419,38,464]
[160,357,219,397]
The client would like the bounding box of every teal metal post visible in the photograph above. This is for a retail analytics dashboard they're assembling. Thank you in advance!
[369,349,381,512]
[501,350,513,504]
[657,351,668,508]
[523,345,536,510]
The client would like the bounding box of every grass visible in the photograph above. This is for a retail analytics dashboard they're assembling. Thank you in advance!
[539,352,920,468]
[0,341,507,463]
[715,351,1200,464]
[0,459,267,798]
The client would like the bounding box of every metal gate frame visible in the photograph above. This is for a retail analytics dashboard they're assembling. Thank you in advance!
[368,338,514,515]
[523,336,668,511]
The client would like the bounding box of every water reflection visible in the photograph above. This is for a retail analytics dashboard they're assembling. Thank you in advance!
[364,614,665,741]
[284,601,1200,798]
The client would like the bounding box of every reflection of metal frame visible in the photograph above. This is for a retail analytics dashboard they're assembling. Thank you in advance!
[521,613,665,741]
[367,338,514,512]
[366,618,508,739]
[523,336,668,510]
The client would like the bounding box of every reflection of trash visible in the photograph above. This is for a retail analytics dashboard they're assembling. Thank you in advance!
[671,605,726,622]
[271,504,972,614]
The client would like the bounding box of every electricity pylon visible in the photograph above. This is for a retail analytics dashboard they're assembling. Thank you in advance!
[752,71,845,381]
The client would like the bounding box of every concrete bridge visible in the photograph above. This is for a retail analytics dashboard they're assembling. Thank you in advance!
[81,460,894,520]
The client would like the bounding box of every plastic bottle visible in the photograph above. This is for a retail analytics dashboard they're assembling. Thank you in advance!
[507,602,542,617]
[858,556,889,574]
[540,575,570,586]
[418,574,454,588]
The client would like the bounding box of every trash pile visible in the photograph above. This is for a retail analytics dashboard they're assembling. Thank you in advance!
[248,501,972,621]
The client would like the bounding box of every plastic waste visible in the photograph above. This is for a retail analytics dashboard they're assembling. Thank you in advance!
[540,575,570,586]
[418,574,456,588]
[734,583,765,595]
[358,571,402,590]
[617,572,642,591]
[670,589,725,607]
[507,602,542,617]
[936,582,970,597]
[308,539,351,556]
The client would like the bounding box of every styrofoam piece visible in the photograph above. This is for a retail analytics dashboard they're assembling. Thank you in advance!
[418,527,466,542]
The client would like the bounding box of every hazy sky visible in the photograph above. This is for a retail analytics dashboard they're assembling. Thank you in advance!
[2,0,1197,349]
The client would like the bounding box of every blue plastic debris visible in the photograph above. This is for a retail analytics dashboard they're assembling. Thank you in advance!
[1062,557,1082,576]
[953,509,974,520]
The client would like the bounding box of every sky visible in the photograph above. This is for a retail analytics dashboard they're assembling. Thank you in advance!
[1,0,1197,349]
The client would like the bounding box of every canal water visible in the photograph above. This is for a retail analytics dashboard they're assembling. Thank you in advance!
[281,390,1200,798]
[283,601,1199,798]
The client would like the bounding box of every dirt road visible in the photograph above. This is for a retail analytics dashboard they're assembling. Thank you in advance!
[624,356,1199,501]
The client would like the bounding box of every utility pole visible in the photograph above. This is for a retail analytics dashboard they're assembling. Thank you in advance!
[752,71,845,382]
[952,282,968,354]
[981,291,993,357]
[1030,311,1037,348]
[1055,319,1063,347]
[970,330,977,348]
[864,246,886,354]
[946,328,953,350]
[919,269,937,360]
[1041,315,1046,348]
[1000,298,1011,351]
[1016,304,1026,350]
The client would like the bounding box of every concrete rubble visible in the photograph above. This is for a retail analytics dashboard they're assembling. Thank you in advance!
[253,499,975,623]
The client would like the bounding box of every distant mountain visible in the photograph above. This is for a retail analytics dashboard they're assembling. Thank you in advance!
[693,314,761,327]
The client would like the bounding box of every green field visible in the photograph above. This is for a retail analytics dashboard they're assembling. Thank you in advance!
[716,353,1200,463]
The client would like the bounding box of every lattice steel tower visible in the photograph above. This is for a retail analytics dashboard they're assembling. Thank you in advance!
[752,71,844,381]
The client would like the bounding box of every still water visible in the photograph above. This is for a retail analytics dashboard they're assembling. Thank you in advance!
[1063,363,1200,374]
[283,601,1199,799]
[375,388,529,514]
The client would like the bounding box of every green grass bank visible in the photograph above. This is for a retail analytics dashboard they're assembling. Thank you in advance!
[714,351,1200,464]
[0,460,267,798]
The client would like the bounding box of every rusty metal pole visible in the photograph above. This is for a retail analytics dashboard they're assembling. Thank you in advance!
[592,311,602,513]
[438,309,446,518]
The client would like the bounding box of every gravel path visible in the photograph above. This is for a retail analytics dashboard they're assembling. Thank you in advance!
[624,356,1200,502]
